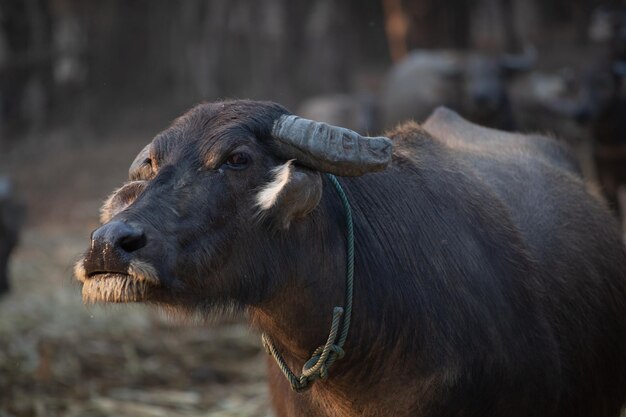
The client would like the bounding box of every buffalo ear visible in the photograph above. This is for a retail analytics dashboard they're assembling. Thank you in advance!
[255,161,322,230]
[100,181,148,223]
[129,144,154,181]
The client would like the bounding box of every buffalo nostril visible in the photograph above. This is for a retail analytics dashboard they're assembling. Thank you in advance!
[91,221,147,254]
[119,230,147,253]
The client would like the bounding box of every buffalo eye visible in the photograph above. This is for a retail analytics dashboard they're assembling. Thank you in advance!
[225,152,250,170]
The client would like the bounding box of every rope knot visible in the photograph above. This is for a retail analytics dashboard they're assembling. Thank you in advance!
[261,305,347,392]
[301,344,345,381]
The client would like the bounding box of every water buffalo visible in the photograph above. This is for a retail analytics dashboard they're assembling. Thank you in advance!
[75,100,626,417]
[380,49,533,131]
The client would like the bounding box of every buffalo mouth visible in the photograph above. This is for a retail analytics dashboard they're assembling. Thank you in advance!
[74,258,160,303]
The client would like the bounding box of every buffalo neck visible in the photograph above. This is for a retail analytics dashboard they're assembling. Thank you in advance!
[249,177,349,365]
[247,173,421,390]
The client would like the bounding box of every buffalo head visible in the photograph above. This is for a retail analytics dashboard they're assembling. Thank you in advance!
[74,101,391,310]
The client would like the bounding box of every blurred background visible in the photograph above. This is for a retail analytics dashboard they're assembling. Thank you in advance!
[0,0,625,416]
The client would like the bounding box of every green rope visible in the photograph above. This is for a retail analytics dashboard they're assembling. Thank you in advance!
[261,173,355,392]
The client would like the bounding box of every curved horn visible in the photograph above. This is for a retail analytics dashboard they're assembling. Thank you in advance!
[271,115,393,176]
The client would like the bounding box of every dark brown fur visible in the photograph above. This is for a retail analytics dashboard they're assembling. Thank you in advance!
[76,101,626,417]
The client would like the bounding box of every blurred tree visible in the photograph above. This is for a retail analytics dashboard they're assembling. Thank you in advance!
[403,0,471,50]
[0,0,53,137]
[0,0,619,140]
[0,0,390,137]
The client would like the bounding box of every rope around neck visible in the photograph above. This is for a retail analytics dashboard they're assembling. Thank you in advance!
[261,173,355,392]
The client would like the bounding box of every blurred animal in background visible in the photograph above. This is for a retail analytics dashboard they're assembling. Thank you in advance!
[379,48,534,131]
[586,5,626,231]
[296,93,378,134]
[510,5,626,236]
[505,68,601,185]
[508,69,588,140]
[75,100,626,417]
[0,177,23,295]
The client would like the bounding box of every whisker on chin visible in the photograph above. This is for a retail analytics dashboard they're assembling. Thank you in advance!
[73,260,87,283]
[82,275,150,303]
[128,259,160,285]
[77,259,160,304]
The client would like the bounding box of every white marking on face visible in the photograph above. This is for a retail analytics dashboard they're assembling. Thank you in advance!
[256,160,294,210]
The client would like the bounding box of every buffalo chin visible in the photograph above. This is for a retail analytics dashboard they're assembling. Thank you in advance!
[74,258,161,304]
[81,273,152,303]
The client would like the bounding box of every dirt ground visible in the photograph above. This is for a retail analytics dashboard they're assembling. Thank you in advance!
[0,127,272,417]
